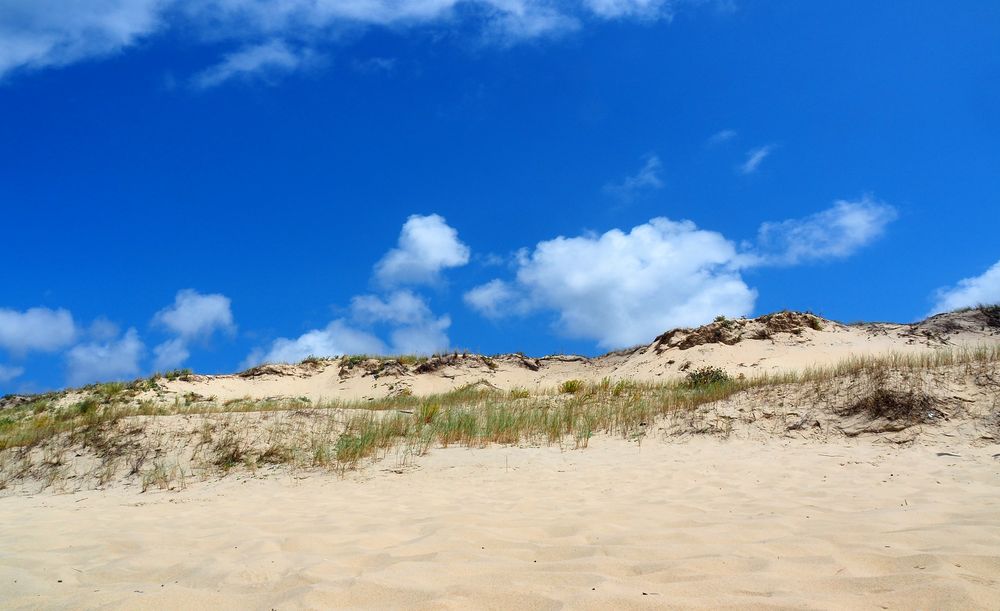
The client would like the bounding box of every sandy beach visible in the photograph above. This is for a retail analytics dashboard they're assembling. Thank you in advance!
[2,437,998,609]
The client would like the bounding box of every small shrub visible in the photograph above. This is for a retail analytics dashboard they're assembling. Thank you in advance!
[508,388,531,399]
[807,316,824,331]
[341,355,369,368]
[977,304,1000,328]
[685,366,730,387]
[714,314,735,329]
[72,398,100,417]
[837,388,942,424]
[560,380,584,394]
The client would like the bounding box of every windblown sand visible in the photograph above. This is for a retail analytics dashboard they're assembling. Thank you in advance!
[2,437,998,610]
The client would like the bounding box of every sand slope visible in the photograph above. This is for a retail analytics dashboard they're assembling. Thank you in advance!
[160,310,1000,404]
[2,438,998,610]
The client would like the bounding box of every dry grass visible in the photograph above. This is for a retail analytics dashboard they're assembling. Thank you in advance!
[1,345,998,490]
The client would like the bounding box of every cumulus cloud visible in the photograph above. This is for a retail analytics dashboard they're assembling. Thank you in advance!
[351,290,434,326]
[739,145,773,174]
[254,320,387,365]
[66,328,144,386]
[0,364,24,384]
[466,196,896,348]
[154,289,235,338]
[251,290,452,365]
[466,218,756,348]
[152,289,235,369]
[192,39,314,89]
[929,259,1000,314]
[352,291,451,354]
[754,196,898,266]
[153,337,190,371]
[463,279,527,319]
[0,307,77,354]
[389,316,450,355]
[248,213,464,367]
[1,0,683,82]
[374,214,470,286]
[604,154,664,203]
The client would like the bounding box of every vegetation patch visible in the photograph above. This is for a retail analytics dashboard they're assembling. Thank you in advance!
[685,366,730,388]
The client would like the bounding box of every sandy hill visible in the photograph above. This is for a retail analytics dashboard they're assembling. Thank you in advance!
[2,307,1000,609]
[157,309,1000,404]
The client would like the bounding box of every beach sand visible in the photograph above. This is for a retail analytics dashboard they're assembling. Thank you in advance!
[2,437,998,610]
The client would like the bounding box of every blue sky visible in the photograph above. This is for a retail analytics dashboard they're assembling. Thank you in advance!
[1,1,999,392]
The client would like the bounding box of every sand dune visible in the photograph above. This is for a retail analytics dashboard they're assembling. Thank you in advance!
[161,309,1000,404]
[1,308,999,609]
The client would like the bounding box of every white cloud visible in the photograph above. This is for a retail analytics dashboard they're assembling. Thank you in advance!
[466,217,756,348]
[463,279,527,319]
[352,290,452,354]
[739,145,773,174]
[154,289,235,339]
[255,320,387,364]
[88,317,121,341]
[374,214,470,286]
[352,56,397,74]
[66,328,144,386]
[351,290,434,325]
[466,195,897,348]
[0,307,77,354]
[929,259,1000,314]
[1,0,688,82]
[706,129,736,146]
[151,289,235,369]
[753,196,898,266]
[153,337,190,371]
[389,315,450,355]
[249,214,464,366]
[192,39,314,89]
[0,0,164,80]
[584,0,672,20]
[0,364,24,384]
[604,154,664,203]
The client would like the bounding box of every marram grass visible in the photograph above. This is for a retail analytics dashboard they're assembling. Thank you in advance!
[1,345,998,480]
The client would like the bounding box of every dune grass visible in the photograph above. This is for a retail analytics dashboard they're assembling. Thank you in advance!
[1,345,998,488]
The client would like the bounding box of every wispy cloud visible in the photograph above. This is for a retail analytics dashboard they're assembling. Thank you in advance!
[584,0,674,20]
[0,364,24,384]
[351,57,397,75]
[604,154,664,203]
[192,40,315,89]
[1,0,688,83]
[706,129,737,146]
[739,144,774,174]
[751,196,898,266]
